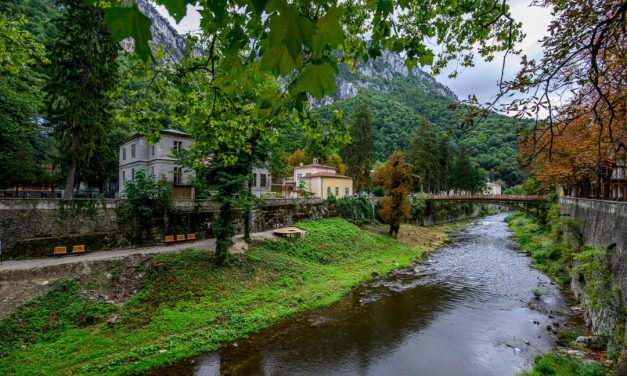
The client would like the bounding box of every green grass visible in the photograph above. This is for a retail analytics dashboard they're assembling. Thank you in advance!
[505,212,571,285]
[520,353,606,376]
[0,218,435,375]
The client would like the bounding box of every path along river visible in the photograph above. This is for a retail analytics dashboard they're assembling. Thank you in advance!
[153,213,569,376]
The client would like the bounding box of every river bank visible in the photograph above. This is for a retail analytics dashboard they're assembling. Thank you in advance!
[0,218,455,375]
[506,211,611,375]
[150,213,571,376]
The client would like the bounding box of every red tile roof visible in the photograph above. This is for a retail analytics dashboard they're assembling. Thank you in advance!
[293,163,336,170]
[304,172,352,179]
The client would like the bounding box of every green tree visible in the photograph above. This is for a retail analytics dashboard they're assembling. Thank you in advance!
[117,170,171,241]
[45,0,119,198]
[342,105,375,191]
[438,134,454,192]
[406,119,440,193]
[373,151,413,236]
[104,0,523,265]
[0,14,47,190]
[451,145,487,193]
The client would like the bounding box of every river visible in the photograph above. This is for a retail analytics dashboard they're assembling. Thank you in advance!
[152,213,569,376]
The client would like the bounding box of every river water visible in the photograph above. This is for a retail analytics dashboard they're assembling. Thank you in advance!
[153,213,569,376]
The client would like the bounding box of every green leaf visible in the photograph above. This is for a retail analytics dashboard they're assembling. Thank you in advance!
[296,62,336,99]
[419,49,434,66]
[267,7,315,60]
[155,0,194,23]
[312,6,345,57]
[104,5,153,61]
[261,44,297,75]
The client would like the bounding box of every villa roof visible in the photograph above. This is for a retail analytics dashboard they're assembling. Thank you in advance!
[294,163,336,170]
[304,172,352,179]
[122,129,191,144]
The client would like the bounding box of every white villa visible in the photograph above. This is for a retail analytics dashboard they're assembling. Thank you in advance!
[118,129,272,198]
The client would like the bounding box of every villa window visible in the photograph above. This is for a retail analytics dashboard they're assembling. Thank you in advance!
[327,187,331,197]
[297,173,302,181]
[345,187,349,197]
[335,187,339,196]
[260,174,267,188]
[173,140,183,152]
[150,166,155,175]
[122,147,126,160]
[151,144,155,156]
[131,143,136,158]
[122,171,126,182]
[131,168,135,179]
[173,167,182,184]
[252,173,257,187]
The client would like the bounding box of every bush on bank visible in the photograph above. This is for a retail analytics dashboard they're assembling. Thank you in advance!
[0,218,442,375]
[507,206,619,375]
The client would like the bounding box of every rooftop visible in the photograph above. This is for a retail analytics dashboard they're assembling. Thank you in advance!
[294,163,336,170]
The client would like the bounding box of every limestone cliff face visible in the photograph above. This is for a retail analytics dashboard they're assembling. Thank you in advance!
[312,50,457,106]
[120,0,188,63]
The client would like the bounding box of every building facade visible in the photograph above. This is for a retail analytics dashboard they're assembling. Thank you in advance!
[251,167,272,197]
[288,160,353,199]
[119,130,195,196]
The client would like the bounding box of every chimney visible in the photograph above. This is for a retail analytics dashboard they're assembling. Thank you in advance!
[300,162,304,166]
[312,158,319,164]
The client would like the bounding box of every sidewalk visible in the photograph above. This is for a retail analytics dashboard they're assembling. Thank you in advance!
[0,231,278,272]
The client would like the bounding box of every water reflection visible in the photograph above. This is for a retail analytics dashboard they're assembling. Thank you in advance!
[152,214,567,376]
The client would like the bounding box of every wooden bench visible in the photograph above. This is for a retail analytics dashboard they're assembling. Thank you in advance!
[72,244,86,254]
[53,246,67,255]
[176,234,186,242]
[164,235,175,244]
[187,233,197,241]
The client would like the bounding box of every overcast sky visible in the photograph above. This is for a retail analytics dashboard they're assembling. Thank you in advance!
[156,1,554,104]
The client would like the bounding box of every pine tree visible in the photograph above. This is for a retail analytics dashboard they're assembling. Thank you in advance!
[438,135,453,193]
[342,105,375,191]
[406,119,440,193]
[45,0,118,198]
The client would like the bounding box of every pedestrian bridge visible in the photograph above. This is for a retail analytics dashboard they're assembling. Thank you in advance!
[423,194,545,217]
[425,194,544,203]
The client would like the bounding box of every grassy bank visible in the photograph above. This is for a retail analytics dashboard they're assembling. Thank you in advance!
[0,218,449,375]
[506,211,612,376]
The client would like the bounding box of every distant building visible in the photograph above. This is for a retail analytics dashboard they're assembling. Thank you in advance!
[118,130,273,199]
[251,167,272,197]
[610,143,626,201]
[284,159,353,199]
[119,129,195,198]
[485,181,502,195]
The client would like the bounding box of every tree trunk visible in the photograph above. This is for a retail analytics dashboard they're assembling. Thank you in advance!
[63,130,80,199]
[213,202,234,265]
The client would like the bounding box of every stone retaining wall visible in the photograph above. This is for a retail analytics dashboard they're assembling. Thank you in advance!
[0,198,331,259]
[559,197,627,352]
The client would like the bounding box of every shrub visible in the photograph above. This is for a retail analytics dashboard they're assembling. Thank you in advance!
[117,170,171,227]
[334,197,375,224]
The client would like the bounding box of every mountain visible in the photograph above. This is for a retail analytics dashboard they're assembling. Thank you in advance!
[312,52,526,186]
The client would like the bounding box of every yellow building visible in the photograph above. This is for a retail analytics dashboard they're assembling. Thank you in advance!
[288,160,354,199]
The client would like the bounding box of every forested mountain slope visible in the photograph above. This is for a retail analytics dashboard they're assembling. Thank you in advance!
[314,51,526,186]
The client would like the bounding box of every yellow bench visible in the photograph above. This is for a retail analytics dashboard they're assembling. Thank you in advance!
[164,235,175,244]
[176,234,186,242]
[53,246,67,255]
[187,233,197,241]
[72,244,85,254]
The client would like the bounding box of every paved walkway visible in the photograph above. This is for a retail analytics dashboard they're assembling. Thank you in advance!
[0,231,278,272]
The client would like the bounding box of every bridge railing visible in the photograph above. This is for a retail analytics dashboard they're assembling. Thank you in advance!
[424,194,544,202]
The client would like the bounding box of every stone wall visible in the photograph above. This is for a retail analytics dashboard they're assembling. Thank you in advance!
[559,197,627,349]
[0,198,333,259]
